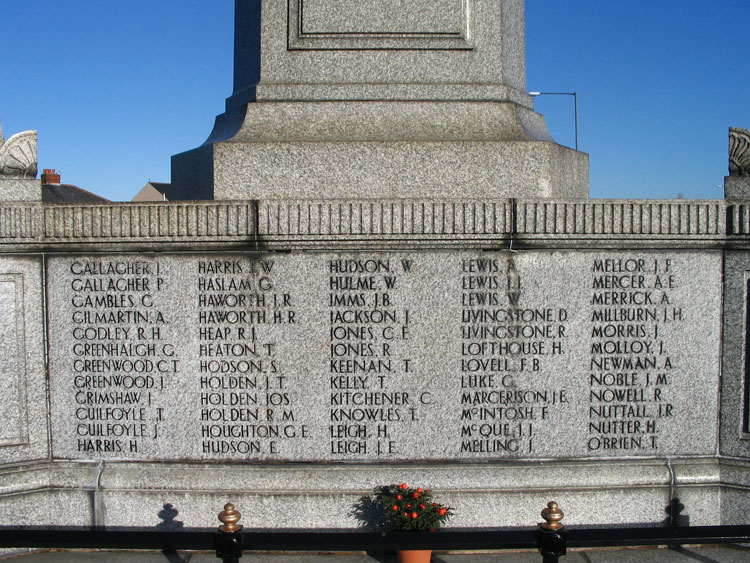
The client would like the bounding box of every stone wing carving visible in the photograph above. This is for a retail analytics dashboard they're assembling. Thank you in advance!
[0,130,38,178]
[730,127,750,176]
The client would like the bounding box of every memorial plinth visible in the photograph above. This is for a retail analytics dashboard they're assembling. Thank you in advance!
[0,197,745,530]
[171,0,588,200]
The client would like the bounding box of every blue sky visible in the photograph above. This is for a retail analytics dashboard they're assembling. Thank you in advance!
[1,1,748,201]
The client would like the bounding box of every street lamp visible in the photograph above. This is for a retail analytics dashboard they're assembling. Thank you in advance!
[528,91,578,151]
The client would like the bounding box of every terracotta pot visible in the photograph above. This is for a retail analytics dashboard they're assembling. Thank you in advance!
[397,549,432,563]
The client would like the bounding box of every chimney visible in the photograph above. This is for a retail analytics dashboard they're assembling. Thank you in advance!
[42,169,61,184]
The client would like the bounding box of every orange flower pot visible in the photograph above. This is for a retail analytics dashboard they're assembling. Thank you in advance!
[397,549,431,563]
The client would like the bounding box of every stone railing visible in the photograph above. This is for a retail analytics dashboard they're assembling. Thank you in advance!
[0,199,741,249]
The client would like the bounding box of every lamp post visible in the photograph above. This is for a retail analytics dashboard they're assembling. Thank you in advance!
[528,91,578,151]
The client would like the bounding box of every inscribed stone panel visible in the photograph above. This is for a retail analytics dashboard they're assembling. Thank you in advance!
[47,251,720,461]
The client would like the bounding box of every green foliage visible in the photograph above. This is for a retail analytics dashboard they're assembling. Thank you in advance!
[374,483,454,531]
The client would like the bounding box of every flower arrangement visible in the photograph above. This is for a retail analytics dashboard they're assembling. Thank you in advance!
[375,483,454,531]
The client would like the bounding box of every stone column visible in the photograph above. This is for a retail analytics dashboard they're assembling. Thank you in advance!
[172,0,589,200]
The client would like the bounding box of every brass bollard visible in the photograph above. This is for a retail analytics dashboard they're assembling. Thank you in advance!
[214,503,244,563]
[537,501,567,563]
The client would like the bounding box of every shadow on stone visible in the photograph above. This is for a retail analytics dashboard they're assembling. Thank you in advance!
[351,489,398,562]
[663,497,690,528]
[157,503,184,531]
[674,547,722,563]
[156,503,187,562]
[161,552,189,563]
[350,489,388,531]
[365,553,397,563]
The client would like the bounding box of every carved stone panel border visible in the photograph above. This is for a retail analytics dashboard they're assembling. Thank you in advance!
[744,272,750,435]
[0,273,28,447]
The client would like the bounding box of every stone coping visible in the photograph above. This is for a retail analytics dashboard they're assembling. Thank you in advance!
[0,458,726,527]
[0,458,722,495]
[0,199,742,250]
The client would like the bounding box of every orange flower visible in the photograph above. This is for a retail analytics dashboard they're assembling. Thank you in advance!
[411,512,418,519]
[400,483,408,489]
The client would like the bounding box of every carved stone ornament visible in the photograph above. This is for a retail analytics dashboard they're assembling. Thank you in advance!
[730,127,750,176]
[0,118,38,178]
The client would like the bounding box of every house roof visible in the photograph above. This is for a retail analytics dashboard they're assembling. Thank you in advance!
[132,181,172,201]
[41,183,110,203]
[149,182,172,197]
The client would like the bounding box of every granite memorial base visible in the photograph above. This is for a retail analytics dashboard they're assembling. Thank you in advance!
[0,198,747,531]
[172,102,589,201]
[3,0,750,543]
[171,0,589,201]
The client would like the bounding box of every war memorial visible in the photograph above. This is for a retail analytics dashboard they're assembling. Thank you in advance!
[2,0,750,543]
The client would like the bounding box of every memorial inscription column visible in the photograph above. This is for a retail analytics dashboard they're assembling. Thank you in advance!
[48,257,177,457]
[457,254,572,458]
[325,254,433,460]
[585,254,705,455]
[194,257,307,457]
